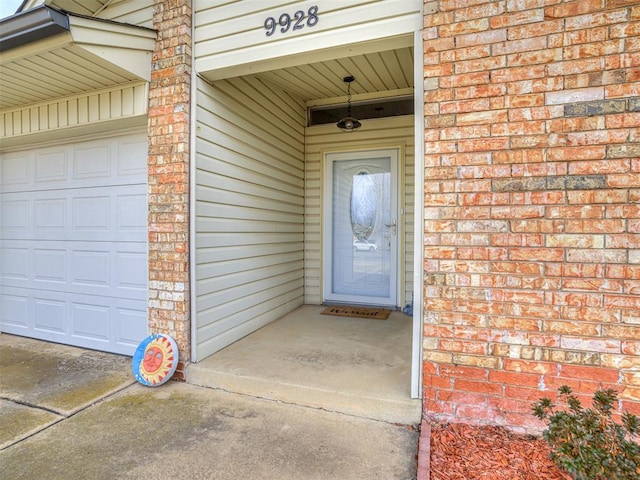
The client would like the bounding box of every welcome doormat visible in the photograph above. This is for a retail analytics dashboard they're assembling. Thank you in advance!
[321,305,390,320]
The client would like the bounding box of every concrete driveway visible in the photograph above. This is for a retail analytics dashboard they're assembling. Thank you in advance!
[0,334,418,479]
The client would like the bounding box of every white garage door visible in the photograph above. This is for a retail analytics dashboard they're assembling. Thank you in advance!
[0,132,148,355]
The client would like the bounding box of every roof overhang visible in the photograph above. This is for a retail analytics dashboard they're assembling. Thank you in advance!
[0,5,156,110]
[0,3,69,51]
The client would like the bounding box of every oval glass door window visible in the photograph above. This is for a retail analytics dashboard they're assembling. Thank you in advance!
[350,171,377,240]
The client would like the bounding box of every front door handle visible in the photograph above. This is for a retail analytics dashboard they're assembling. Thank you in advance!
[385,219,397,236]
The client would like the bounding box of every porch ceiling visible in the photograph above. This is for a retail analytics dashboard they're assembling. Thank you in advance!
[249,45,415,105]
[0,5,156,111]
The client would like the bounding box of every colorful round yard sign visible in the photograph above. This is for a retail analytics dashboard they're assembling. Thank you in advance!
[132,334,178,387]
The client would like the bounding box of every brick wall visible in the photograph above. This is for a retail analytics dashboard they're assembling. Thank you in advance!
[148,0,192,379]
[422,0,640,432]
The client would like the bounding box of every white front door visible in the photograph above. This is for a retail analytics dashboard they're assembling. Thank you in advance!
[323,149,398,307]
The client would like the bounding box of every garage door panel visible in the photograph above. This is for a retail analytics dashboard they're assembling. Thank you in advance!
[117,138,148,177]
[34,248,67,283]
[73,196,111,232]
[1,134,146,193]
[73,250,110,286]
[35,198,66,230]
[114,303,148,346]
[73,297,147,352]
[1,199,28,230]
[2,187,146,242]
[72,303,110,341]
[0,152,30,186]
[35,149,67,182]
[34,297,66,334]
[117,250,147,291]
[73,144,111,179]
[1,132,148,355]
[1,247,29,280]
[117,193,147,230]
[1,240,146,300]
[2,287,147,355]
[1,293,29,329]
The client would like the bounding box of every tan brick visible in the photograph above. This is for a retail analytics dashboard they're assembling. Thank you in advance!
[548,58,607,77]
[424,11,455,28]
[608,174,640,188]
[545,320,601,336]
[566,249,627,264]
[549,349,602,365]
[457,109,509,125]
[561,337,621,353]
[440,18,489,37]
[568,190,627,204]
[455,55,507,74]
[607,144,640,159]
[546,234,604,248]
[602,324,640,339]
[456,28,507,48]
[622,340,640,355]
[608,0,639,9]
[424,350,454,364]
[546,86,604,105]
[601,354,640,369]
[452,353,502,369]
[621,371,640,387]
[565,10,629,31]
[545,0,606,19]
[441,97,490,114]
[510,48,563,68]
[458,137,510,152]
[503,359,557,375]
[621,386,640,402]
[490,9,545,29]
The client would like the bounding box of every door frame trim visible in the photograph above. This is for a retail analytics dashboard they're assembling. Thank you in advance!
[321,146,402,307]
[411,28,425,399]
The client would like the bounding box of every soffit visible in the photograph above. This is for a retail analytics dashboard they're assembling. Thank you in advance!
[253,46,414,105]
[0,6,155,111]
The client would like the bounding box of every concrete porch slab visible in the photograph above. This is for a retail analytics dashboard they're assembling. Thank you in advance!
[187,305,422,425]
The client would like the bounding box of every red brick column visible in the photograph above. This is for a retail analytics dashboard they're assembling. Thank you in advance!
[147,0,192,378]
[422,0,640,432]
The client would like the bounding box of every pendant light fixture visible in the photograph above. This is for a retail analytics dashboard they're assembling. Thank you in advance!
[336,75,362,132]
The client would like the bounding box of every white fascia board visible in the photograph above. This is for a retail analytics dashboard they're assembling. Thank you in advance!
[197,33,413,82]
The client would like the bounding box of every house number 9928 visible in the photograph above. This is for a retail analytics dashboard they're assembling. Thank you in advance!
[264,6,319,36]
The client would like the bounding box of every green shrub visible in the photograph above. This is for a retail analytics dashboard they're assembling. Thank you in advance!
[532,385,640,480]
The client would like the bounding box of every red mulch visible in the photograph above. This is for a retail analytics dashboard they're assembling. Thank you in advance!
[430,423,571,480]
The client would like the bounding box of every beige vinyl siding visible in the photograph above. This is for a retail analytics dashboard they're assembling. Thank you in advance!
[195,0,421,78]
[0,83,148,147]
[304,115,415,307]
[194,77,306,361]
